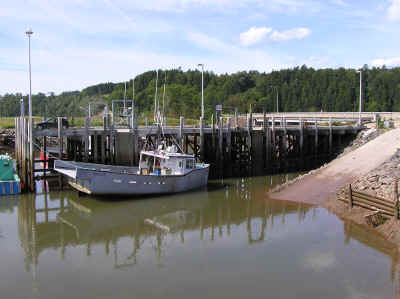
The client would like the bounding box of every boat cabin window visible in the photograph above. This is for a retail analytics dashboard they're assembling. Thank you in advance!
[178,160,183,168]
[185,159,195,169]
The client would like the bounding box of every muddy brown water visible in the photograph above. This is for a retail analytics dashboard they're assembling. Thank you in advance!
[0,174,399,299]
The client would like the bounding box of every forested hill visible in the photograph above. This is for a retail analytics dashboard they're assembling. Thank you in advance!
[1,65,400,119]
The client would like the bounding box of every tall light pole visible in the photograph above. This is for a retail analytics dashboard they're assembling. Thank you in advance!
[270,85,279,113]
[357,69,362,125]
[26,28,33,121]
[25,27,33,191]
[198,64,204,118]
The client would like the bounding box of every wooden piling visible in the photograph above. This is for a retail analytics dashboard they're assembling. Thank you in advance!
[195,133,200,158]
[23,117,28,190]
[314,118,318,155]
[271,116,275,160]
[29,115,34,192]
[263,112,269,165]
[234,110,238,129]
[282,117,287,156]
[84,118,89,162]
[184,135,189,154]
[299,117,304,157]
[200,117,204,161]
[15,118,19,168]
[247,113,252,160]
[101,132,106,164]
[43,130,47,174]
[58,117,63,160]
[179,116,184,149]
[227,117,231,160]
[211,114,216,155]
[218,116,223,159]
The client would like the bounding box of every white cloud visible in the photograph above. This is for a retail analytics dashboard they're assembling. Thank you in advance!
[331,0,348,6]
[303,251,336,272]
[388,0,400,21]
[104,0,320,14]
[187,32,232,52]
[303,56,330,68]
[270,27,311,41]
[371,57,400,67]
[186,31,290,71]
[240,27,272,47]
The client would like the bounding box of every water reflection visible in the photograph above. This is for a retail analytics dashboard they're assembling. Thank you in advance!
[343,220,400,282]
[7,174,400,299]
[18,175,313,271]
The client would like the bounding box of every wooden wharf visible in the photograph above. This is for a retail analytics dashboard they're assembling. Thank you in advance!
[15,113,362,192]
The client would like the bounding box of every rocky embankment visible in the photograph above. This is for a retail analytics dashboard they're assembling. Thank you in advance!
[323,128,400,245]
[334,149,400,201]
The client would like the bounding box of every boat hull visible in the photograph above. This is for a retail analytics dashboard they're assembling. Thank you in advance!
[54,161,209,195]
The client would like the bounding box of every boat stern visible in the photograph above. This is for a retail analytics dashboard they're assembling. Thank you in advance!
[54,160,77,180]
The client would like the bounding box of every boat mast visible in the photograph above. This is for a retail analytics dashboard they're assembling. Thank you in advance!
[154,70,159,124]
[132,77,135,126]
[162,71,167,125]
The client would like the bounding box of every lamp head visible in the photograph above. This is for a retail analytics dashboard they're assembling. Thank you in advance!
[25,28,33,35]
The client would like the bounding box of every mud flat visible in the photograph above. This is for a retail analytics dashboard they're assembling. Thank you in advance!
[270,128,400,205]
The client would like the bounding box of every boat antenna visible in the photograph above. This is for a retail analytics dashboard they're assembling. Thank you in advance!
[132,76,135,125]
[154,70,159,124]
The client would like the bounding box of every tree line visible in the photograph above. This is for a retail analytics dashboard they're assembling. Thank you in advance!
[1,65,400,119]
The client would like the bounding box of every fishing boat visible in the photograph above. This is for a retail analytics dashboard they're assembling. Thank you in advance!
[54,70,209,196]
[54,144,210,196]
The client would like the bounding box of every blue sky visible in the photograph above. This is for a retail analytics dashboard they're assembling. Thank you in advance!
[1,0,400,95]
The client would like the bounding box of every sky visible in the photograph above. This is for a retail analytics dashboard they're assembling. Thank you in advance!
[1,0,400,95]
